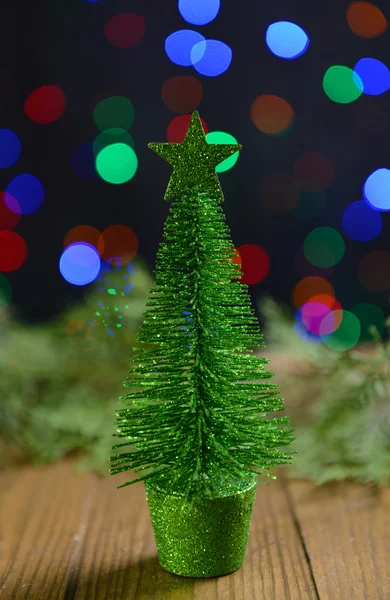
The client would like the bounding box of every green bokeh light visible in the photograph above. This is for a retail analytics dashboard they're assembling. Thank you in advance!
[93,128,134,156]
[304,227,345,267]
[293,189,326,219]
[323,66,363,104]
[321,310,361,351]
[351,302,385,341]
[0,274,12,309]
[206,131,240,172]
[96,143,138,184]
[93,97,135,131]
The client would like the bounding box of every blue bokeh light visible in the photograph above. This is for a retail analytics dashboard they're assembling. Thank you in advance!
[363,168,390,211]
[178,0,220,26]
[354,58,390,96]
[191,39,232,76]
[60,243,101,286]
[342,200,382,241]
[0,129,21,168]
[97,259,136,295]
[266,21,310,59]
[165,30,205,67]
[293,318,323,344]
[71,143,99,182]
[5,173,44,215]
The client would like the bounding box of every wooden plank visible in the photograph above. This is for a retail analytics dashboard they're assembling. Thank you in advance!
[0,461,96,600]
[0,462,315,599]
[284,479,390,600]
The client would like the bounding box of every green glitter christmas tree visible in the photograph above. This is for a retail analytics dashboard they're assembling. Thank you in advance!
[110,112,294,577]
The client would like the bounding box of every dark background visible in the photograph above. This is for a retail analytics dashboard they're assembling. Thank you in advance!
[1,0,389,323]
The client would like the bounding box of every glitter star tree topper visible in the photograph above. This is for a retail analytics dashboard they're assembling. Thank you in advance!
[110,111,294,578]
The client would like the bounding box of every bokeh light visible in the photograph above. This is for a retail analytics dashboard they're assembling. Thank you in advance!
[299,301,341,336]
[191,40,232,77]
[206,131,240,172]
[293,318,323,344]
[294,246,335,278]
[93,128,134,156]
[293,186,326,219]
[64,225,101,251]
[354,58,390,96]
[342,200,382,241]
[93,96,134,131]
[237,244,270,285]
[24,85,66,124]
[351,302,385,340]
[178,0,220,25]
[363,168,390,211]
[165,30,205,67]
[5,174,44,215]
[0,231,28,272]
[293,152,334,192]
[310,294,342,312]
[98,259,136,294]
[358,250,390,291]
[93,260,136,336]
[104,13,145,48]
[71,142,99,181]
[260,173,300,213]
[250,95,294,135]
[293,276,335,309]
[97,225,138,265]
[167,114,208,142]
[96,143,138,184]
[0,192,20,230]
[265,21,309,59]
[323,66,363,103]
[0,274,12,309]
[231,246,242,268]
[346,2,387,39]
[162,76,203,113]
[59,243,101,286]
[320,310,361,351]
[0,129,21,168]
[304,227,345,268]
[349,95,389,134]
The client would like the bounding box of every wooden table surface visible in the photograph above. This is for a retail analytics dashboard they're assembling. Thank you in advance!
[0,460,389,600]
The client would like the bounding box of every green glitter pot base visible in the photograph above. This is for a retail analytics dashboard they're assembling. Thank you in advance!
[145,478,257,578]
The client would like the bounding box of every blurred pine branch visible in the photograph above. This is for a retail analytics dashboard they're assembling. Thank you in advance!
[0,258,152,474]
[1,284,389,487]
[260,298,390,486]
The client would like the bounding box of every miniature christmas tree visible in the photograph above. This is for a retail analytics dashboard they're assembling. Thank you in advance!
[110,111,294,577]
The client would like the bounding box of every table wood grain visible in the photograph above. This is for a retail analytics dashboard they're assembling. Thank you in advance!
[0,461,388,599]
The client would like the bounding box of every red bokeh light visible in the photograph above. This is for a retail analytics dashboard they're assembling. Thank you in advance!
[104,13,146,48]
[64,225,101,251]
[237,244,271,285]
[293,152,335,193]
[167,114,208,142]
[260,172,300,212]
[0,192,20,230]
[308,294,341,312]
[358,250,390,291]
[0,231,28,272]
[97,225,138,265]
[346,1,387,38]
[250,95,294,135]
[162,76,203,113]
[293,276,335,309]
[24,85,66,124]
